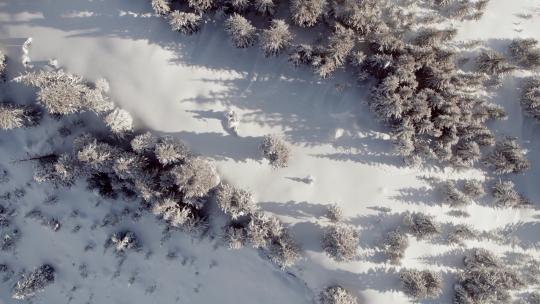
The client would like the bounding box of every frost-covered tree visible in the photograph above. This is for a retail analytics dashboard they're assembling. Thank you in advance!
[484,137,529,175]
[322,224,358,261]
[15,70,114,115]
[439,181,468,207]
[491,180,527,208]
[330,0,381,34]
[131,132,158,155]
[325,203,343,222]
[290,0,325,27]
[462,179,485,199]
[188,0,214,11]
[260,135,291,169]
[508,38,540,69]
[0,103,40,130]
[400,269,442,299]
[151,0,170,15]
[33,154,79,187]
[315,24,356,78]
[404,213,440,239]
[224,0,250,13]
[170,157,220,201]
[454,249,525,304]
[268,232,301,268]
[112,152,146,180]
[104,108,133,134]
[520,77,540,120]
[224,14,257,48]
[448,224,478,245]
[107,231,141,254]
[223,224,247,249]
[216,183,254,219]
[452,141,481,168]
[155,137,190,166]
[414,28,457,47]
[319,286,357,304]
[476,50,515,75]
[253,0,276,15]
[247,212,283,248]
[152,197,194,228]
[77,139,119,173]
[382,230,408,264]
[260,20,293,57]
[12,264,55,300]
[169,11,202,35]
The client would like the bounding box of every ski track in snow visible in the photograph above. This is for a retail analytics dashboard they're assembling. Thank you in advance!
[1,0,540,303]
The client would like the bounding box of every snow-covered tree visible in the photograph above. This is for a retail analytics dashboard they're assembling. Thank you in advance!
[452,141,481,168]
[325,204,343,222]
[319,286,357,304]
[382,230,408,264]
[224,14,257,48]
[404,213,440,239]
[112,152,147,180]
[108,231,141,254]
[223,224,247,249]
[508,38,540,69]
[104,108,133,134]
[491,180,527,208]
[315,24,356,78]
[448,224,477,245]
[400,269,442,299]
[15,70,114,115]
[33,154,80,187]
[462,179,485,199]
[322,224,358,261]
[484,137,529,174]
[520,77,540,120]
[155,137,190,166]
[0,103,40,130]
[224,0,250,13]
[247,212,283,248]
[12,264,55,300]
[151,0,170,15]
[260,19,293,57]
[330,0,381,34]
[216,183,254,219]
[290,0,325,27]
[476,50,515,75]
[414,28,457,47]
[187,0,214,11]
[170,157,220,200]
[454,249,525,304]
[268,231,301,268]
[439,181,468,207]
[169,11,202,35]
[260,135,291,169]
[288,44,316,68]
[77,140,119,173]
[131,132,158,155]
[152,197,194,228]
[253,0,276,15]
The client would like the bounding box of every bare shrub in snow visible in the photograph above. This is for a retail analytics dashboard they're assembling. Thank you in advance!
[319,285,357,304]
[0,103,40,130]
[404,213,440,239]
[108,231,141,254]
[268,232,301,268]
[322,224,358,261]
[104,108,133,134]
[170,157,220,200]
[509,38,540,69]
[400,269,442,299]
[247,212,283,248]
[216,183,254,219]
[151,0,170,15]
[484,137,529,174]
[169,11,202,35]
[491,180,528,208]
[152,197,195,228]
[155,137,190,166]
[223,224,247,249]
[260,135,290,169]
[254,0,276,16]
[15,70,114,115]
[12,264,55,300]
[476,50,515,75]
[290,0,325,27]
[454,249,525,304]
[520,77,540,121]
[224,14,257,48]
[382,229,408,264]
[260,19,293,57]
[325,203,343,222]
[463,180,485,199]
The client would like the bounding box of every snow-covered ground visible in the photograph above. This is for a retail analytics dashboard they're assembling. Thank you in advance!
[1,0,540,303]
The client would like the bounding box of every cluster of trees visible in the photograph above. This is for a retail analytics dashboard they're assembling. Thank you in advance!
[12,264,55,300]
[509,38,540,69]
[439,179,485,207]
[454,249,525,303]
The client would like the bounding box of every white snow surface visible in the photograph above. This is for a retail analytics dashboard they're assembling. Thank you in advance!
[1,0,540,303]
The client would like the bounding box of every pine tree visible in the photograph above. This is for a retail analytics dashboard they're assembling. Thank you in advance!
[170,157,220,200]
[322,224,358,261]
[253,0,276,16]
[0,103,40,130]
[104,108,133,134]
[476,50,515,75]
[260,20,293,57]
[521,77,540,121]
[382,229,408,264]
[187,0,215,12]
[484,137,529,174]
[508,38,540,69]
[247,212,283,248]
[152,197,194,228]
[260,135,291,169]
[151,0,171,15]
[319,286,357,304]
[224,14,257,48]
[290,0,326,27]
[404,213,440,239]
[268,231,301,268]
[216,183,254,219]
[400,269,442,299]
[154,137,190,166]
[169,11,202,35]
[491,180,527,208]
